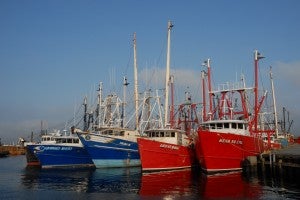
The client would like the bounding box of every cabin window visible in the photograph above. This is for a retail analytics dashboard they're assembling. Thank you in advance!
[56,139,61,143]
[120,131,125,136]
[67,139,72,143]
[224,123,229,128]
[74,139,79,143]
[238,123,243,129]
[171,132,175,137]
[151,132,155,137]
[155,132,159,137]
[166,132,171,137]
[217,123,223,129]
[210,124,216,129]
[232,123,237,129]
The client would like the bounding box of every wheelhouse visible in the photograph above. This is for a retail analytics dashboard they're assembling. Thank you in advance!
[200,120,250,135]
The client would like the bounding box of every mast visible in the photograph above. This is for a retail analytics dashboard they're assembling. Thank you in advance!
[98,82,103,128]
[123,76,129,128]
[170,75,175,128]
[254,50,264,133]
[207,59,213,119]
[270,66,279,138]
[83,96,88,131]
[133,32,139,130]
[202,59,212,120]
[164,20,173,127]
[201,70,206,122]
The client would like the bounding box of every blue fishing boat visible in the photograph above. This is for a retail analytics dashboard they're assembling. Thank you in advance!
[27,130,94,168]
[25,131,58,166]
[77,128,140,168]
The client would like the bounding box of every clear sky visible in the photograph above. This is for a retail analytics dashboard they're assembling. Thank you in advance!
[0,0,299,143]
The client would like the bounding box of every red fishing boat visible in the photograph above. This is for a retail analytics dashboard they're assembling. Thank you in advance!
[196,51,271,173]
[137,21,197,172]
[138,128,195,171]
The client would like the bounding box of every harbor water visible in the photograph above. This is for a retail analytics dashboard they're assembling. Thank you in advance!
[0,156,299,199]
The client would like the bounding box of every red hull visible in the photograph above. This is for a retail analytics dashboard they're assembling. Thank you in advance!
[196,130,265,173]
[137,138,195,171]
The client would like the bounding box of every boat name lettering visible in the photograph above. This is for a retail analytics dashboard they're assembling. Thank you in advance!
[119,142,131,146]
[37,146,73,151]
[159,144,179,150]
[218,139,243,145]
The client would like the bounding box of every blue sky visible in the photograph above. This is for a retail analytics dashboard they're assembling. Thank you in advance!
[0,0,299,143]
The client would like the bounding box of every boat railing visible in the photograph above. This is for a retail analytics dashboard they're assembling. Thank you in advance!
[211,81,253,93]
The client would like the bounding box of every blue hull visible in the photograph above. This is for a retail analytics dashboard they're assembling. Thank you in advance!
[26,144,40,166]
[33,145,94,168]
[78,134,141,168]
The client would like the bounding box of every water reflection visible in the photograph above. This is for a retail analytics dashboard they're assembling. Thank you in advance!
[139,169,195,198]
[21,165,300,199]
[256,165,300,198]
[22,167,94,192]
[199,171,262,199]
[86,167,141,193]
[22,166,142,194]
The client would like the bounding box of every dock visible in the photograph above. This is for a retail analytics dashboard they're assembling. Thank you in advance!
[260,144,300,168]
[0,145,26,156]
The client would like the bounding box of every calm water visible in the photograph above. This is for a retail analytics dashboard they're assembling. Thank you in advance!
[0,156,299,199]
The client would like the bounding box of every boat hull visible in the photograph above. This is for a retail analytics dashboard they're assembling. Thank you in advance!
[25,145,40,166]
[137,138,195,171]
[78,134,140,168]
[195,130,264,173]
[33,145,94,168]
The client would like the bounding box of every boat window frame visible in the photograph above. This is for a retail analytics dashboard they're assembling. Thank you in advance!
[224,123,230,129]
[159,132,164,137]
[217,123,223,129]
[171,132,175,137]
[238,123,243,129]
[232,123,237,129]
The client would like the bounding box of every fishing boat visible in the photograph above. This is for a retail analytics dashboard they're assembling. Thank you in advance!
[25,131,57,166]
[195,51,269,173]
[137,21,196,172]
[77,85,141,168]
[137,89,197,171]
[27,130,94,168]
[137,127,195,171]
[78,127,140,168]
